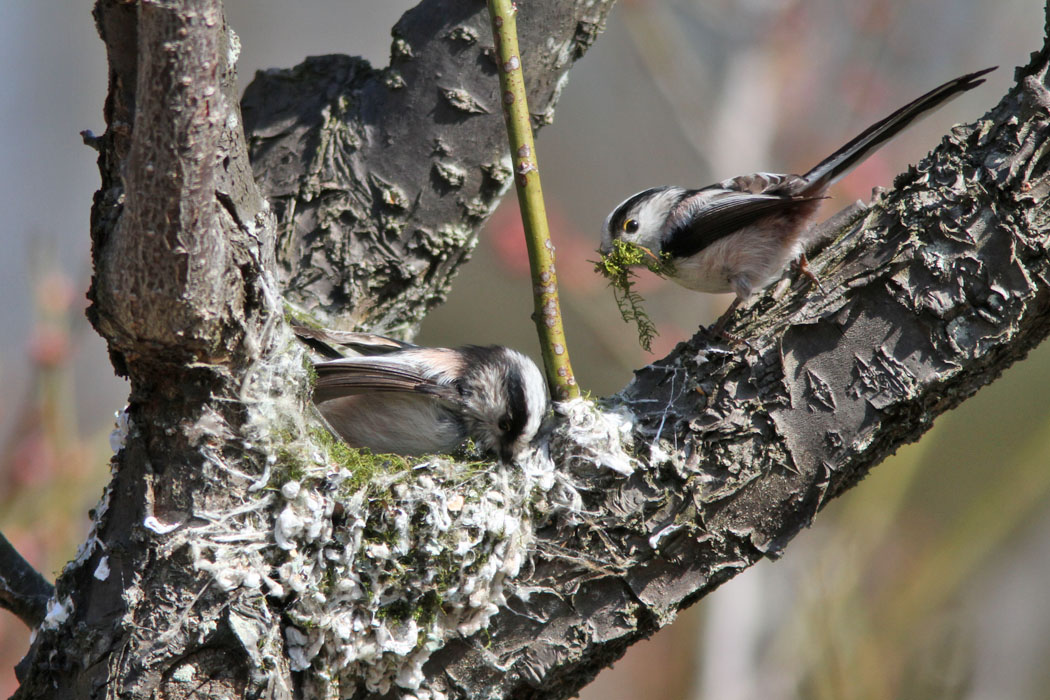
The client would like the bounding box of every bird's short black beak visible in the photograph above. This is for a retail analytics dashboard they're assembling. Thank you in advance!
[498,445,515,464]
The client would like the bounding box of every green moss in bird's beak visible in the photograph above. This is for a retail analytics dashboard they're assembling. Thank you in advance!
[592,240,675,353]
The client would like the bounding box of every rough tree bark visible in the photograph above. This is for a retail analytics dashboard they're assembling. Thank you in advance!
[6,0,1050,699]
[240,0,610,336]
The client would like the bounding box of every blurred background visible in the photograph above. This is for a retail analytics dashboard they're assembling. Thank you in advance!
[1,1,1047,697]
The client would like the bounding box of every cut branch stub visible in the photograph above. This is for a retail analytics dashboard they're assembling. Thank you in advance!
[0,533,54,629]
[88,0,272,380]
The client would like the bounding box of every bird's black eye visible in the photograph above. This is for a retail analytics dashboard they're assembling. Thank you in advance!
[497,416,512,433]
[623,218,639,233]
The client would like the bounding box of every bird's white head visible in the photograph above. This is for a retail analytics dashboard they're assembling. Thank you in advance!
[458,347,549,463]
[599,186,687,256]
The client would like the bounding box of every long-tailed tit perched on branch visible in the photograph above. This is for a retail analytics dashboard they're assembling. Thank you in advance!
[294,326,550,463]
[599,67,995,338]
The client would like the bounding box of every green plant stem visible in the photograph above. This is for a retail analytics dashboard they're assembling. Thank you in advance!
[486,0,580,400]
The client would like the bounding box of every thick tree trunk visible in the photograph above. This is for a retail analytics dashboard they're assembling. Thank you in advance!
[15,0,291,697]
[8,0,1050,699]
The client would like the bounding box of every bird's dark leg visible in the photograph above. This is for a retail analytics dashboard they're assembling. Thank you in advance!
[794,252,827,293]
[710,297,741,337]
[709,297,752,346]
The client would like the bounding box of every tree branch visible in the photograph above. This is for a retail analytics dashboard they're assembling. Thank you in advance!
[12,1,1050,699]
[17,1,288,696]
[418,56,1050,700]
[0,533,54,629]
[242,0,615,336]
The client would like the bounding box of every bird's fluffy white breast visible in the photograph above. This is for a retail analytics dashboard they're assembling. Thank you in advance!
[318,393,462,456]
[671,225,803,297]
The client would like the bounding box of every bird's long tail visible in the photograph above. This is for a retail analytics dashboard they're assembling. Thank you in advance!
[801,67,995,194]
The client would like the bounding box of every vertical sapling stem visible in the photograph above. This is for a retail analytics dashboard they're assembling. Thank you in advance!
[486,0,580,400]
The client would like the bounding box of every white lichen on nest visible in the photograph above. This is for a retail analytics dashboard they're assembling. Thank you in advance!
[182,324,640,697]
[266,447,557,695]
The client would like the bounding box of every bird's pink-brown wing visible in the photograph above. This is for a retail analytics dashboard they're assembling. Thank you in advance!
[311,349,465,405]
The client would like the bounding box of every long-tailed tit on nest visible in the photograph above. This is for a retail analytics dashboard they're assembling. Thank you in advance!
[294,326,550,463]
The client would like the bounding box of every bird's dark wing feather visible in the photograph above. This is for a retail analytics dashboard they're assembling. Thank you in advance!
[312,359,460,404]
[662,191,819,259]
[292,324,417,359]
